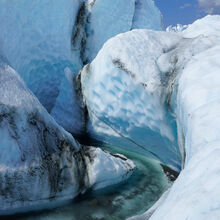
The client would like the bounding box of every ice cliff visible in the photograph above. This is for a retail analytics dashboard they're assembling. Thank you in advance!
[84,0,163,62]
[0,0,82,112]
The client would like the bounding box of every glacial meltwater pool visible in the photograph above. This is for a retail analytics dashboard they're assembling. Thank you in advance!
[7,145,172,220]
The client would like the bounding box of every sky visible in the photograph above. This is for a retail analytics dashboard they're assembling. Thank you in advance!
[155,0,220,27]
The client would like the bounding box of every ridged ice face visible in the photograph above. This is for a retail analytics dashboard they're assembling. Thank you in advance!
[81,29,183,170]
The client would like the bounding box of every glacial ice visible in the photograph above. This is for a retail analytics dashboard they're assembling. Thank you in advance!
[1,0,219,218]
[166,24,188,33]
[0,57,135,215]
[131,0,163,30]
[0,0,163,135]
[125,15,220,220]
[0,0,161,133]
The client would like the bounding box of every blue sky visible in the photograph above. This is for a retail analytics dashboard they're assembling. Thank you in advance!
[155,0,207,27]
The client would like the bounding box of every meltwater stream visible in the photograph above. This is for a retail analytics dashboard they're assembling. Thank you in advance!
[10,145,171,220]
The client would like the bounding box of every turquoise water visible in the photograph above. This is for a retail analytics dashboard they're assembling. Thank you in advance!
[13,146,171,220]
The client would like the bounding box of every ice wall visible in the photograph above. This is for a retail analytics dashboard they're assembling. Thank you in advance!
[0,0,163,135]
[52,0,163,133]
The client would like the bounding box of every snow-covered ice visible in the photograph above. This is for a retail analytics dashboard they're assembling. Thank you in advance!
[86,147,135,190]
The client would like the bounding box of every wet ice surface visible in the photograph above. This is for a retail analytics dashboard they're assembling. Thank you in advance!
[11,145,170,220]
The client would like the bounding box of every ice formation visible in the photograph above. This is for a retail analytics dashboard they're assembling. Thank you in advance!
[166,24,188,32]
[0,57,135,215]
[1,0,219,218]
[80,14,220,219]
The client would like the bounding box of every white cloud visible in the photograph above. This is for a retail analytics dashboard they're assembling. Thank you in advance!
[198,0,220,14]
[180,3,191,9]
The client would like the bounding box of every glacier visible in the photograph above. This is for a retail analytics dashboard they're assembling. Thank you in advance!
[79,14,220,219]
[1,0,220,218]
[127,15,220,220]
[0,57,135,215]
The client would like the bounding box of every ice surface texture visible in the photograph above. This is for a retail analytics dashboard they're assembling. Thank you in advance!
[52,0,163,133]
[0,58,135,215]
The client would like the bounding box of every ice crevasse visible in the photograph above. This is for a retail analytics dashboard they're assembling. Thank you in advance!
[79,15,220,219]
